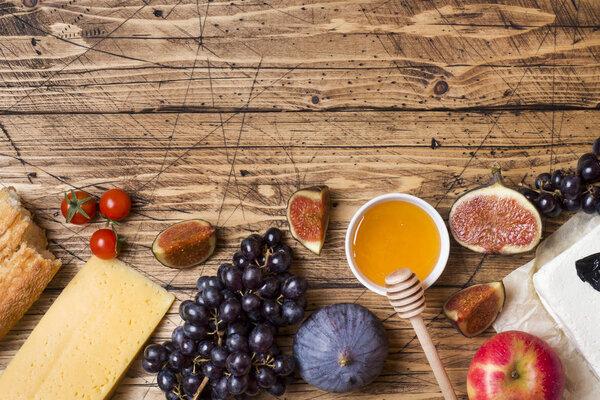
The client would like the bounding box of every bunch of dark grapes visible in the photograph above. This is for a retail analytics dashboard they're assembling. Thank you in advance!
[519,138,600,218]
[142,227,306,400]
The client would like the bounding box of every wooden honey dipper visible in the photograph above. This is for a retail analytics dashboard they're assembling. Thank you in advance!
[385,268,458,400]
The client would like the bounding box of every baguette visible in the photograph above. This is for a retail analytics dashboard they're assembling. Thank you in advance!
[0,187,61,339]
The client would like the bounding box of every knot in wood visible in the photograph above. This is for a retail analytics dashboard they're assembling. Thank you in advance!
[433,80,449,96]
[22,0,37,7]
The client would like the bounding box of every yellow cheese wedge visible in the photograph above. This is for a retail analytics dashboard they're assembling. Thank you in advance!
[0,256,174,399]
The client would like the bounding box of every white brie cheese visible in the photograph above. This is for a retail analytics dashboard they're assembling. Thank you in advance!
[533,224,600,379]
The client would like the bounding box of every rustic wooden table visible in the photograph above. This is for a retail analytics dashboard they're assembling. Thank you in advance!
[0,0,598,399]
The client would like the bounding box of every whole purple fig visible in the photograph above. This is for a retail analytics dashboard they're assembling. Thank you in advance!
[293,303,388,392]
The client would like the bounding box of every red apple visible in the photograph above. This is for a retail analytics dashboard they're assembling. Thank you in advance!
[467,331,564,400]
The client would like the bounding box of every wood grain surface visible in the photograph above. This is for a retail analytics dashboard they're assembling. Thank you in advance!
[0,0,599,112]
[0,0,598,399]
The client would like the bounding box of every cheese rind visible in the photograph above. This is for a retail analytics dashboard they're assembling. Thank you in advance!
[533,225,600,379]
[0,256,174,399]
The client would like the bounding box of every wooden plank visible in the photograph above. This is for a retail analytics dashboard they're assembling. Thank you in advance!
[0,0,599,112]
[0,110,594,398]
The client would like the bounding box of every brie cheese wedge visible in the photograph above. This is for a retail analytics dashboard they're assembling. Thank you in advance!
[533,223,600,379]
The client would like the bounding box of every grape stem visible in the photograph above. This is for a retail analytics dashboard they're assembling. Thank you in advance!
[191,312,224,400]
[191,377,209,400]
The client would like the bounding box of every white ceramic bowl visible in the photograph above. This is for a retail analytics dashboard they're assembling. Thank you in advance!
[345,193,450,296]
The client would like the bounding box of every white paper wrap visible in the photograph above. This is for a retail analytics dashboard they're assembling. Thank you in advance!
[493,213,600,399]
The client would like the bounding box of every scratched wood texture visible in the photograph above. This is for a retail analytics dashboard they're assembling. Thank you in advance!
[0,0,600,112]
[0,0,599,399]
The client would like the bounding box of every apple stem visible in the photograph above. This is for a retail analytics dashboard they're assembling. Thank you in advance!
[511,370,520,380]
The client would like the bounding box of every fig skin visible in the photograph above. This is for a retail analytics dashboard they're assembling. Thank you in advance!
[443,282,505,337]
[293,303,388,393]
[286,186,330,255]
[448,169,542,254]
[152,219,216,269]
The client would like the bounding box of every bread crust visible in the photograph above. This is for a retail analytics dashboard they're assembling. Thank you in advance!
[0,187,61,339]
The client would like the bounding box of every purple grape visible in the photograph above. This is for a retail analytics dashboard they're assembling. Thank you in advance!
[182,373,202,397]
[219,298,242,323]
[157,369,177,392]
[245,374,260,396]
[142,358,162,373]
[560,174,583,200]
[264,227,283,247]
[262,299,282,319]
[551,170,564,189]
[537,193,557,214]
[182,364,197,378]
[242,265,263,290]
[273,354,295,376]
[167,350,189,371]
[518,187,539,204]
[202,361,224,380]
[267,379,286,396]
[282,299,304,324]
[232,251,250,269]
[217,263,231,282]
[227,374,249,395]
[205,276,224,290]
[249,323,274,353]
[183,322,207,341]
[197,340,215,358]
[580,157,600,183]
[196,276,210,292]
[581,192,599,214]
[226,321,249,337]
[171,326,185,348]
[578,153,598,174]
[226,352,252,376]
[182,302,209,325]
[241,235,263,261]
[255,365,277,388]
[267,251,291,273]
[563,196,582,212]
[202,286,224,308]
[594,138,600,156]
[222,265,244,291]
[144,344,168,364]
[257,277,280,298]
[545,199,562,218]
[274,244,293,258]
[535,173,553,191]
[211,346,230,368]
[180,338,196,356]
[241,293,261,313]
[162,340,176,354]
[222,289,236,300]
[165,391,179,400]
[281,276,308,299]
[226,333,249,353]
[213,376,229,398]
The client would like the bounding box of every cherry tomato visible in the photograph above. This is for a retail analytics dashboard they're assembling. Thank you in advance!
[99,189,131,221]
[61,190,96,224]
[90,229,125,259]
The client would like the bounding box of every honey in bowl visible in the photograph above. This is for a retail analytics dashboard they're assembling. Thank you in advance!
[351,201,441,286]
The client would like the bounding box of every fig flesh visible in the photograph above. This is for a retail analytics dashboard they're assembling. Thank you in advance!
[293,303,388,393]
[449,169,542,254]
[286,186,330,255]
[443,282,505,337]
[152,219,216,269]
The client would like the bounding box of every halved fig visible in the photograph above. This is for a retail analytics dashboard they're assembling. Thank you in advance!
[152,219,216,269]
[448,168,542,254]
[287,186,330,255]
[443,282,505,337]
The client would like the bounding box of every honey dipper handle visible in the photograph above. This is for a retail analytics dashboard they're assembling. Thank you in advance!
[410,316,458,400]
